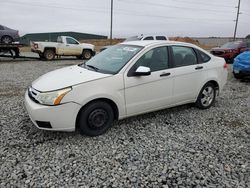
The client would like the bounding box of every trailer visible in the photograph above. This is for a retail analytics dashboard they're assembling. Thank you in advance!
[0,43,40,60]
[0,43,23,58]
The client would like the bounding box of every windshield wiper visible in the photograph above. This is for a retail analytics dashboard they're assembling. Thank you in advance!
[86,64,99,72]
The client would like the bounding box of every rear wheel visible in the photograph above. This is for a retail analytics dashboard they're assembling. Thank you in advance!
[43,49,55,61]
[195,83,216,109]
[82,50,92,60]
[1,36,13,44]
[78,101,114,136]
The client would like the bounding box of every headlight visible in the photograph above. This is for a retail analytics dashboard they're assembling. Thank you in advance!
[36,87,72,106]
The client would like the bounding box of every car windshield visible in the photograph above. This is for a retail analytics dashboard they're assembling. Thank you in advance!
[80,44,143,74]
[221,41,241,49]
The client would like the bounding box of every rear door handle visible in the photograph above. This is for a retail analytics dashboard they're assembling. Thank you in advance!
[195,66,203,70]
[160,72,171,77]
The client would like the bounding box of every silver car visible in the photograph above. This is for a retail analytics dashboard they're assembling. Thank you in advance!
[0,25,19,44]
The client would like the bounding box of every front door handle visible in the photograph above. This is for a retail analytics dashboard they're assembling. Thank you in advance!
[195,66,203,70]
[160,72,171,77]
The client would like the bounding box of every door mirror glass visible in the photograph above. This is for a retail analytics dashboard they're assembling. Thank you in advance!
[134,66,151,76]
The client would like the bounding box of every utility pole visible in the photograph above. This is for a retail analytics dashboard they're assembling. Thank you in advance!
[110,0,113,45]
[233,0,241,41]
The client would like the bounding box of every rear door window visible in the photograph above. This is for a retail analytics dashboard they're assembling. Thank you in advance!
[171,46,198,67]
[156,36,167,40]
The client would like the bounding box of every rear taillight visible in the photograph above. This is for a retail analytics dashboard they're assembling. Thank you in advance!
[223,62,228,69]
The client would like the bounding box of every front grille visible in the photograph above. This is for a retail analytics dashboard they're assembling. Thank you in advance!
[36,121,52,129]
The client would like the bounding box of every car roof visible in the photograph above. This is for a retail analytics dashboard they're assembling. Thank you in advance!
[121,40,197,48]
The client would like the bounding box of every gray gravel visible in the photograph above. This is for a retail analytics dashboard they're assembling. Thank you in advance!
[0,59,249,188]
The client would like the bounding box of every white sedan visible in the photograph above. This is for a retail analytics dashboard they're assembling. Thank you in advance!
[25,41,228,136]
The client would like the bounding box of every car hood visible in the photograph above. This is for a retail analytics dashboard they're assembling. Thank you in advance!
[79,43,95,50]
[32,65,112,92]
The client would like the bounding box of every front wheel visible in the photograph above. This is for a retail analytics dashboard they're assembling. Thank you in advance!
[78,101,114,136]
[82,50,92,60]
[195,83,216,109]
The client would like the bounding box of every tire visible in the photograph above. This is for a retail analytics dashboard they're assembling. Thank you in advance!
[1,36,13,44]
[233,72,244,79]
[195,83,216,109]
[43,49,55,61]
[82,50,92,60]
[78,101,114,136]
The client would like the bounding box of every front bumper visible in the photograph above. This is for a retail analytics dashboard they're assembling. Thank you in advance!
[233,70,250,77]
[25,91,81,132]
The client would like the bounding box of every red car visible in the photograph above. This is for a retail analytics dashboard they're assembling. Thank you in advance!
[211,40,250,63]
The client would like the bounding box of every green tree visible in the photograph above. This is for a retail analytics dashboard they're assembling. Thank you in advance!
[246,35,250,39]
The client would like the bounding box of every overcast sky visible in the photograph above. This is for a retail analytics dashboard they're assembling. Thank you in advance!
[0,0,249,38]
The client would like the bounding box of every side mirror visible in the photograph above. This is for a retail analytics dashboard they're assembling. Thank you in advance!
[134,66,151,76]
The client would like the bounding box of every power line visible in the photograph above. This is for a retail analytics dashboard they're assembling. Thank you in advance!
[118,0,235,14]
[169,0,235,9]
[2,0,249,32]
[2,1,237,23]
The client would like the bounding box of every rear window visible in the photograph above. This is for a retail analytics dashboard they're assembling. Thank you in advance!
[197,49,211,63]
[221,41,241,49]
[156,36,167,40]
[57,37,62,43]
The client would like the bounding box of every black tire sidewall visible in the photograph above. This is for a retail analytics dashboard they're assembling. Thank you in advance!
[196,83,216,109]
[78,101,114,136]
[82,50,92,60]
[44,49,55,60]
[1,36,13,44]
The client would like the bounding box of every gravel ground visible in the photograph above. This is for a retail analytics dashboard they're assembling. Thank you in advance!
[0,59,249,188]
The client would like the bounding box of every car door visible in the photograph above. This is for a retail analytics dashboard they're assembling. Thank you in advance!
[124,46,174,116]
[64,37,82,55]
[170,45,205,104]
